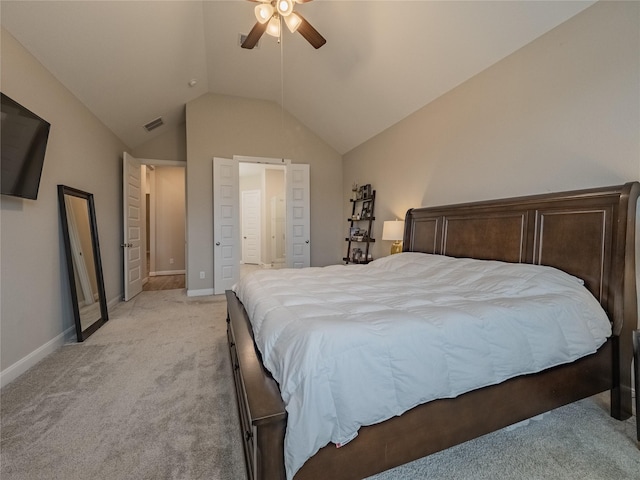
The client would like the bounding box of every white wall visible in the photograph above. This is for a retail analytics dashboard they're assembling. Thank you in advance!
[344,1,640,263]
[185,93,343,294]
[1,28,127,385]
[132,123,186,162]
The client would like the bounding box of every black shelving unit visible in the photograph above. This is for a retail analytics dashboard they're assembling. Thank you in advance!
[343,188,375,264]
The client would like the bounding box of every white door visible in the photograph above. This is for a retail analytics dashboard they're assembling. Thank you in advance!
[286,163,310,268]
[213,157,240,294]
[241,190,261,265]
[123,152,143,301]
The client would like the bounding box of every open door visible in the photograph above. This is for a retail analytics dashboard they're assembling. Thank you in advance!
[286,163,310,268]
[123,152,143,301]
[213,157,240,294]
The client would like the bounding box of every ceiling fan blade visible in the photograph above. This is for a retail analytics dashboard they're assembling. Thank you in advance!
[295,13,326,49]
[241,21,267,49]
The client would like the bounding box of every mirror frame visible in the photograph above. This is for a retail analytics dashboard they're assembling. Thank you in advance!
[58,185,109,341]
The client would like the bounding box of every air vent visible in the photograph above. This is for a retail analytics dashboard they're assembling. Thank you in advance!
[144,117,164,132]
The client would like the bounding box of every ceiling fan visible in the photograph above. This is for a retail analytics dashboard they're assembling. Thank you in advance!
[241,0,326,50]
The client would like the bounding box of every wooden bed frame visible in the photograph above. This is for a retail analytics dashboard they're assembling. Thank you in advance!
[226,182,639,480]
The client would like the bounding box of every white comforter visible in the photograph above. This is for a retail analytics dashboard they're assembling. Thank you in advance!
[232,253,611,479]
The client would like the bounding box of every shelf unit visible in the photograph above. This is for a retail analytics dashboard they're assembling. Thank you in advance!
[343,189,375,264]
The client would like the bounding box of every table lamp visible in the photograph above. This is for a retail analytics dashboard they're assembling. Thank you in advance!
[382,220,404,255]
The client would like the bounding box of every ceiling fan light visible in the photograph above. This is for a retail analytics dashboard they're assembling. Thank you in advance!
[277,0,294,17]
[266,16,281,37]
[254,4,274,24]
[284,12,302,33]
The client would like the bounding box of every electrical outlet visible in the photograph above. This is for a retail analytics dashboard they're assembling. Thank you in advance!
[200,271,205,279]
[169,258,174,264]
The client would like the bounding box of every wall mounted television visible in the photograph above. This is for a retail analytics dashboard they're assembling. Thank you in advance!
[1,93,51,200]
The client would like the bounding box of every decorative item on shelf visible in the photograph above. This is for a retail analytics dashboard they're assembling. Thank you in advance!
[345,186,375,264]
[361,203,370,219]
[356,184,371,201]
[382,219,405,255]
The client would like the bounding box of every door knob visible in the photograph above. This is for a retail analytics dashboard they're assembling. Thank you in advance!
[305,240,310,244]
[216,242,221,246]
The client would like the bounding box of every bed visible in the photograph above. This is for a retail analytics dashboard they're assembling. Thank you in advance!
[225,182,639,480]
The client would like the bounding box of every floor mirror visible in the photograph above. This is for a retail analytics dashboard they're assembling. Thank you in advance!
[58,185,108,341]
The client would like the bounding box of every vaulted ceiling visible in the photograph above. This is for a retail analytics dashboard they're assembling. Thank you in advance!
[1,1,596,155]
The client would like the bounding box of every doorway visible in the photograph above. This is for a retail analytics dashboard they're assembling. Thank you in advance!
[143,163,186,292]
[213,157,309,294]
[239,162,286,280]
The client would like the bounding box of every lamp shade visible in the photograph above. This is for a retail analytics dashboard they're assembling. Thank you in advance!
[382,220,405,241]
[277,0,294,16]
[254,3,274,24]
[284,12,302,32]
[266,16,281,37]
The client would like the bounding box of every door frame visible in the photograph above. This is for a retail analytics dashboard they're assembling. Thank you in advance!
[234,156,310,270]
[236,156,290,270]
[212,155,310,294]
[135,158,186,290]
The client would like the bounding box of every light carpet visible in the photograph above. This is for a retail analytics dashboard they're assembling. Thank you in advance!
[1,290,245,480]
[1,289,638,480]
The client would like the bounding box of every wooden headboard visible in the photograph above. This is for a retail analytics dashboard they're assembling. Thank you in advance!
[404,182,639,338]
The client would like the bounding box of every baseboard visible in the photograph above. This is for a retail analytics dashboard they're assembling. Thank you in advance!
[150,270,186,276]
[108,295,121,311]
[1,294,126,389]
[187,288,214,297]
[0,326,75,389]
